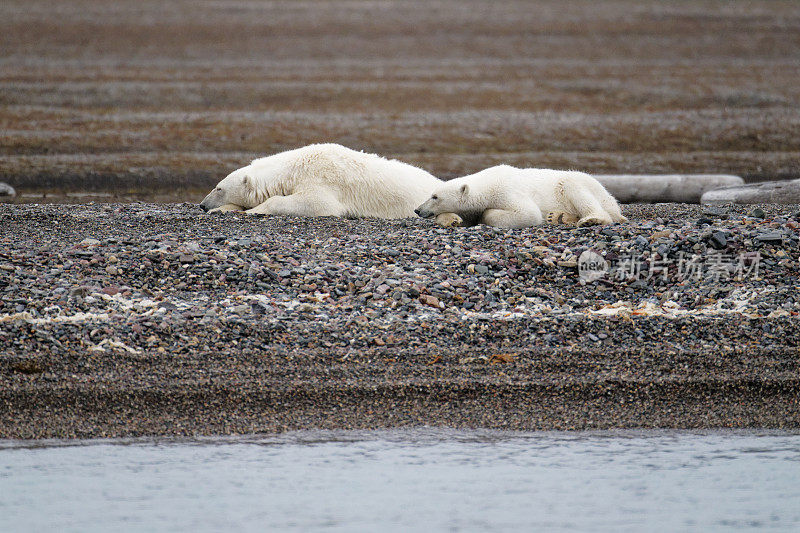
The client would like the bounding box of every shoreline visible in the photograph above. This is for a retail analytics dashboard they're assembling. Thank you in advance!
[1,202,799,438]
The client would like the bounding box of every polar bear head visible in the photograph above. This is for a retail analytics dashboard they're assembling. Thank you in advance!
[415,180,474,219]
[199,166,261,212]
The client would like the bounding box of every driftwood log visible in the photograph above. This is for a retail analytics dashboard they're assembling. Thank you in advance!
[701,179,800,205]
[595,174,743,204]
[0,182,16,197]
[0,182,16,202]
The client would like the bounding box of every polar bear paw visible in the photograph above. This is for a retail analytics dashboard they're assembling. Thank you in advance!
[577,215,613,227]
[546,211,580,225]
[208,204,245,214]
[434,212,464,228]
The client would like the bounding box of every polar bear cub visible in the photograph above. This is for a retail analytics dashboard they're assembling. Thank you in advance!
[200,143,447,220]
[415,165,626,229]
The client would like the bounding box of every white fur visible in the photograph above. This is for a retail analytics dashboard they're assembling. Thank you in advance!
[201,144,443,219]
[416,165,626,229]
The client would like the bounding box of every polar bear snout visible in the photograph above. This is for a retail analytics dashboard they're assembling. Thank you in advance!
[199,189,225,212]
[415,207,434,219]
[415,200,436,218]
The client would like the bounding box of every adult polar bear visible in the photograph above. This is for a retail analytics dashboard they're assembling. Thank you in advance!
[200,143,449,220]
[415,165,626,228]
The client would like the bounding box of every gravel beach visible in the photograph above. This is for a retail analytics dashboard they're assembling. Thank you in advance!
[1,203,798,438]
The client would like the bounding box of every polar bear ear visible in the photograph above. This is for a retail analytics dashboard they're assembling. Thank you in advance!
[460,184,469,197]
[241,174,251,190]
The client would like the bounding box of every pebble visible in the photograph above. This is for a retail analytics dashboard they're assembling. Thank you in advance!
[708,231,728,250]
[419,294,441,308]
[756,232,784,244]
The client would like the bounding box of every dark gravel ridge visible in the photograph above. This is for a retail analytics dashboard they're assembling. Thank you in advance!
[1,203,799,438]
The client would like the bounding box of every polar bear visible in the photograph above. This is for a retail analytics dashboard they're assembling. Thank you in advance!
[200,143,453,220]
[415,165,626,229]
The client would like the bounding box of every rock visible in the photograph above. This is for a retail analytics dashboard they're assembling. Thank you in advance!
[749,207,767,219]
[230,304,251,315]
[262,268,280,281]
[596,174,743,203]
[708,231,728,250]
[696,217,713,227]
[251,302,268,316]
[701,179,800,205]
[419,294,441,308]
[756,232,784,244]
[702,206,729,219]
[69,286,90,299]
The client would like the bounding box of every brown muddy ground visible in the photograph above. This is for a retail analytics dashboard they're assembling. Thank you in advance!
[2,0,800,202]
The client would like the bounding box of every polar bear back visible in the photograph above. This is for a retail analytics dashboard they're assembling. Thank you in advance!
[249,144,441,219]
[454,165,615,215]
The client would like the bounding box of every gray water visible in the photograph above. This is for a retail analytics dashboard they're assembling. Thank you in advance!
[1,429,799,532]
